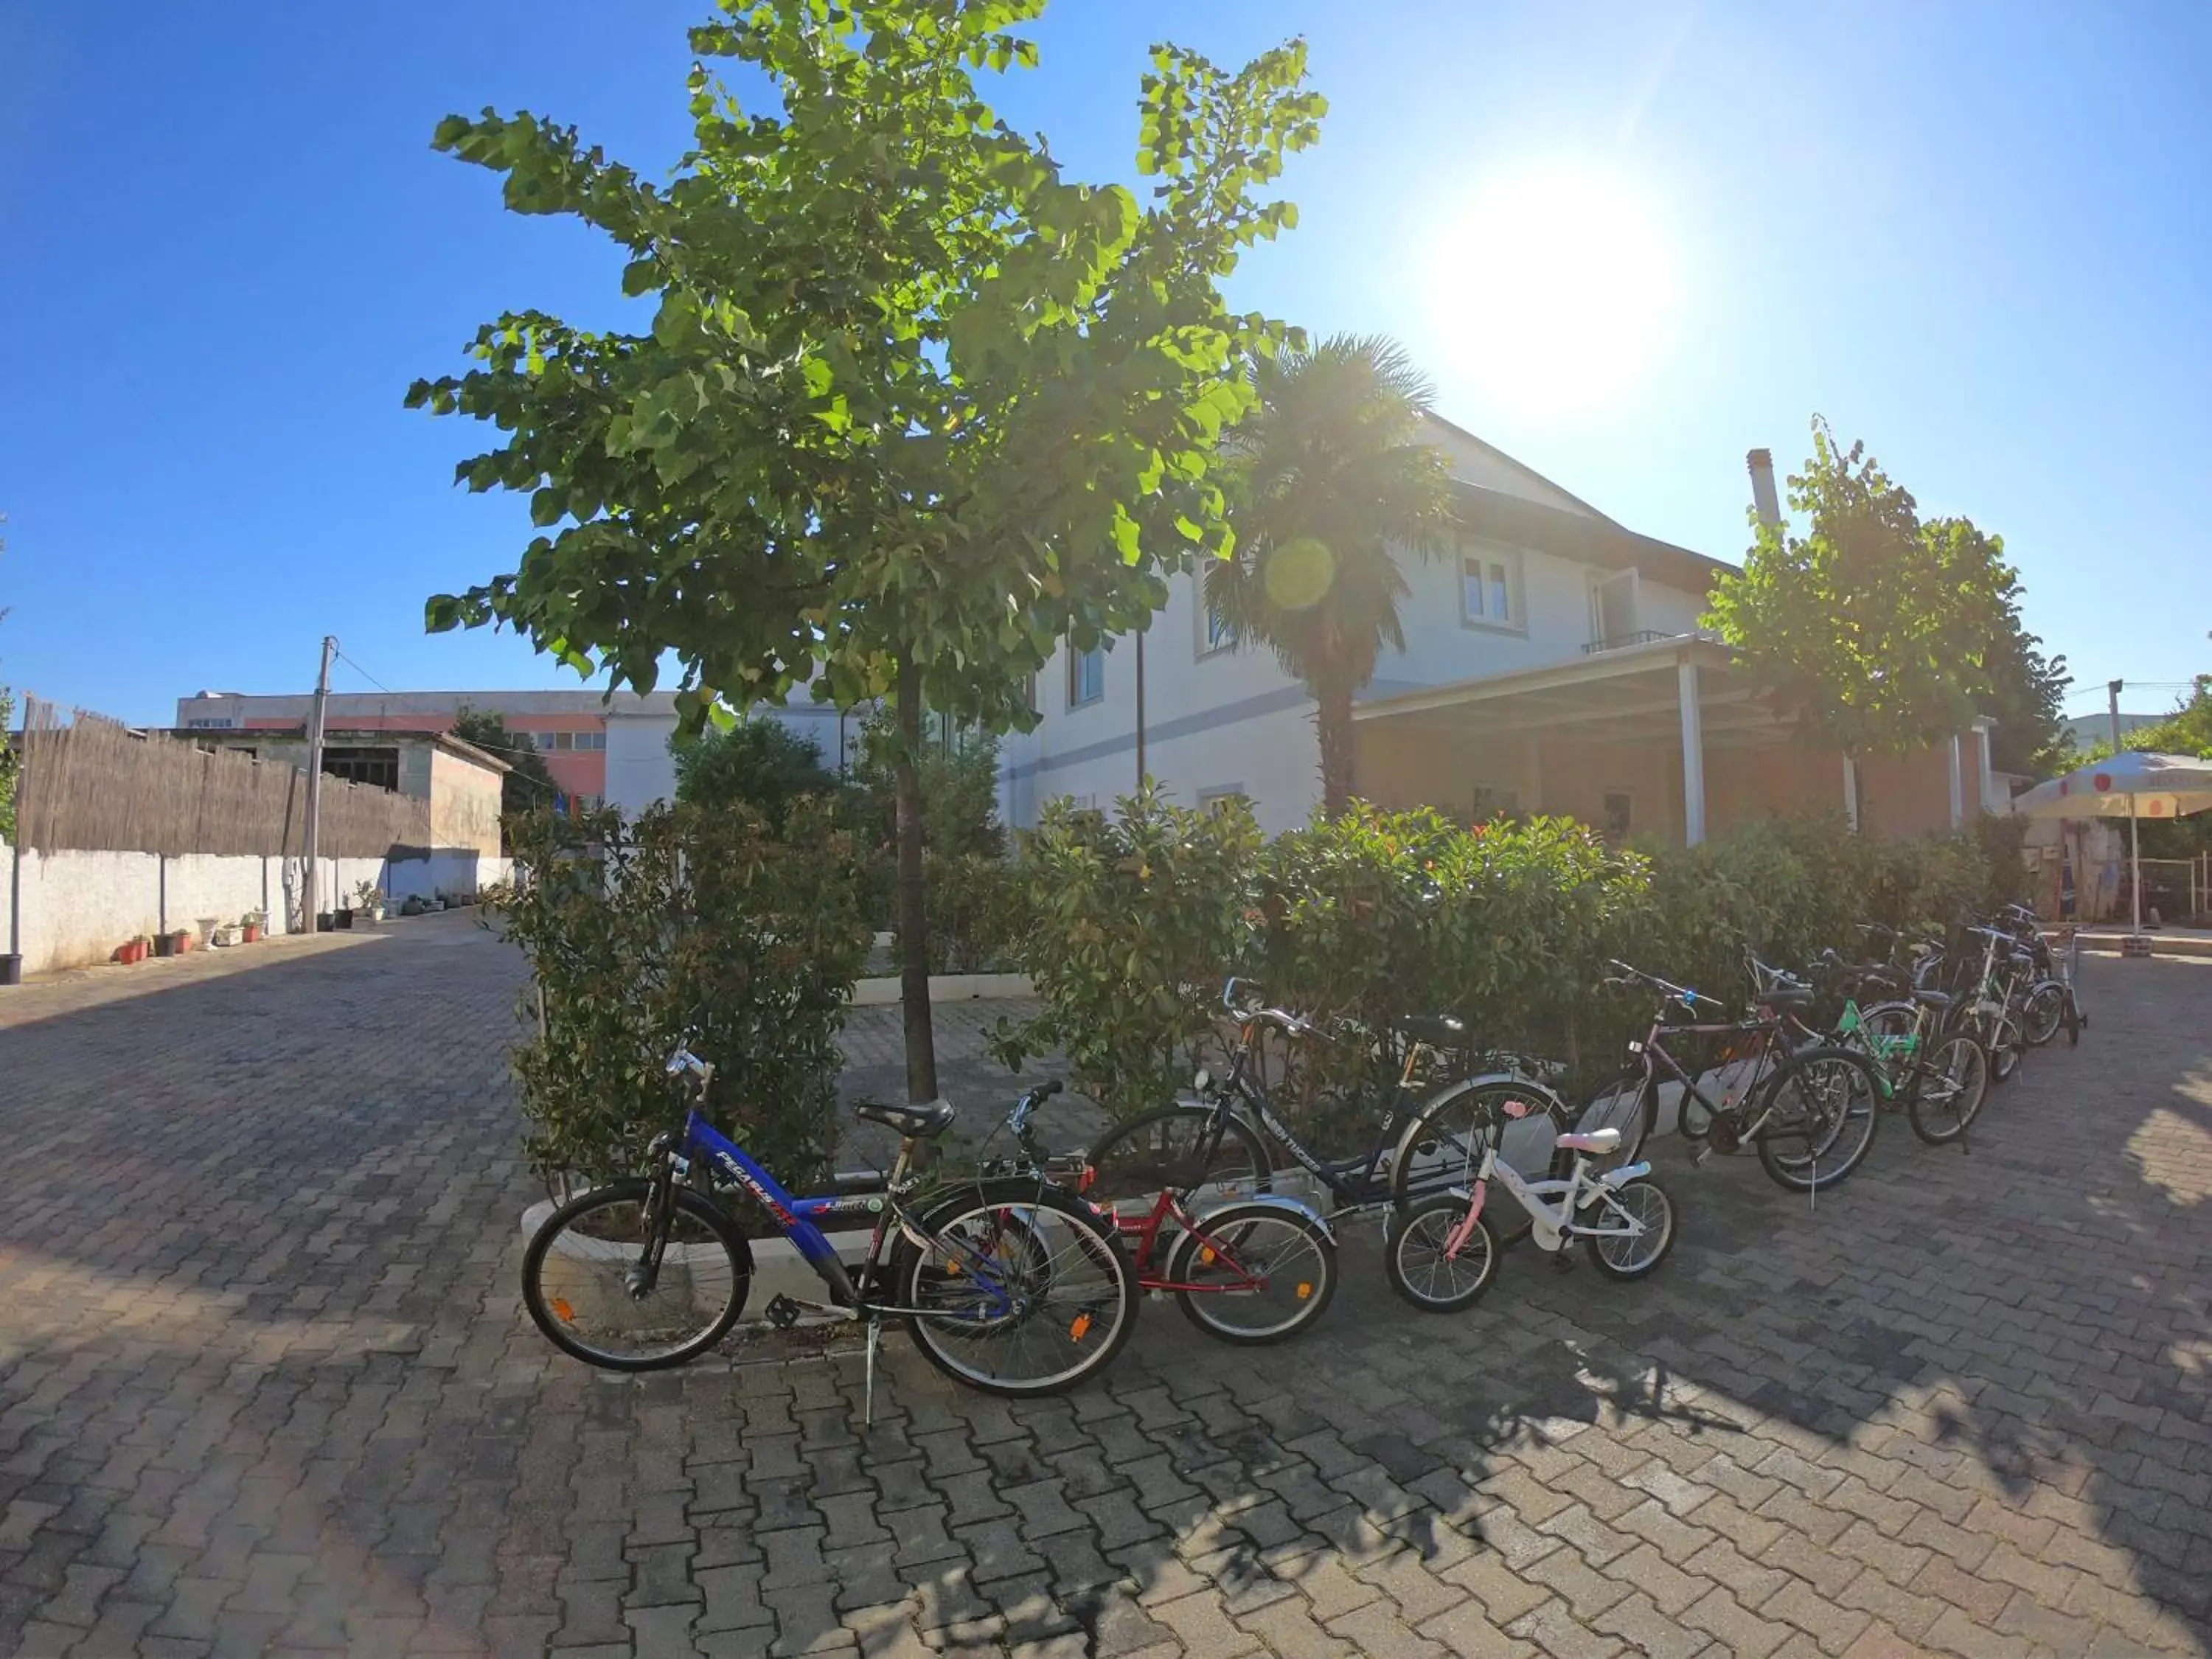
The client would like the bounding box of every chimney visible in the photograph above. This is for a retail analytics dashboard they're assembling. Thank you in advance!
[1746,448,1781,528]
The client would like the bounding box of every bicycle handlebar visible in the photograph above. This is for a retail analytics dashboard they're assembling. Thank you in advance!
[1220,977,1326,1040]
[1006,1078,1065,1151]
[1604,959,1717,1009]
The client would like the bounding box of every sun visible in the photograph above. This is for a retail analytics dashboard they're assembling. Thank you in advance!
[1421,161,1681,417]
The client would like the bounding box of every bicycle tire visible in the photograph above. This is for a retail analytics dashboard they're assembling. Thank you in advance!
[1584,1176,1676,1280]
[2062,987,2080,1046]
[1388,1075,1574,1241]
[1384,1196,1500,1313]
[894,1179,1137,1397]
[1907,1033,1989,1145]
[2020,981,2065,1048]
[1081,1103,1271,1211]
[522,1179,754,1371]
[1753,1047,1881,1193]
[1165,1200,1338,1345]
[1987,1010,2023,1083]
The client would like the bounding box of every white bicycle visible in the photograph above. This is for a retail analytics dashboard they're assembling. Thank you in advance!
[1385,1119,1677,1312]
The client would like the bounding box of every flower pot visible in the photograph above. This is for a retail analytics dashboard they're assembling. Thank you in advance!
[173,932,194,954]
[316,913,335,933]
[335,909,354,931]
[116,939,147,965]
[153,933,175,959]
[243,923,262,944]
[0,953,21,986]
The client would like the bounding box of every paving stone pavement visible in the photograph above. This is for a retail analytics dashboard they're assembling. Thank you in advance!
[1,914,2209,1658]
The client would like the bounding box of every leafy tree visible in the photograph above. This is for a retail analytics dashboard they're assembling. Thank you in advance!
[673,717,845,835]
[852,716,1006,860]
[1708,418,2025,765]
[1920,515,2069,777]
[411,0,1324,1101]
[1204,334,1458,812]
[450,705,560,839]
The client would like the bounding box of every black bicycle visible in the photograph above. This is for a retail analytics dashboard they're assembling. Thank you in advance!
[1079,979,1576,1244]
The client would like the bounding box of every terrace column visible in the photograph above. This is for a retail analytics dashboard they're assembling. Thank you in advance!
[1678,658,1707,846]
[1843,757,1860,830]
[1948,734,1966,828]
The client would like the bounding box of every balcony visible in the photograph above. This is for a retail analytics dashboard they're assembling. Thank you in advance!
[1582,630,1673,655]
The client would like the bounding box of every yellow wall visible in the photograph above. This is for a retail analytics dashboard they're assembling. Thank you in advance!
[429,748,506,857]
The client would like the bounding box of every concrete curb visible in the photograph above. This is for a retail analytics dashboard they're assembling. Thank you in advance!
[849,972,1032,1006]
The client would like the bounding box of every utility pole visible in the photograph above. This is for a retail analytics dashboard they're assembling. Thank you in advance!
[2107,678,2124,756]
[301,636,337,931]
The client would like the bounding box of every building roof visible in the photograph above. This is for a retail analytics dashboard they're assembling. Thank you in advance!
[1453,481,1733,594]
[166,726,513,773]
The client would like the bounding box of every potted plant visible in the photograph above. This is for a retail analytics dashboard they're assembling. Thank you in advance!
[241,909,265,944]
[354,880,386,924]
[170,927,195,954]
[115,935,150,966]
[316,911,335,932]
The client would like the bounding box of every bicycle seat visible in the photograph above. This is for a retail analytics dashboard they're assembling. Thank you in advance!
[1397,1014,1467,1046]
[1557,1127,1622,1155]
[1759,984,1815,1010]
[1911,989,1952,1011]
[855,1099,958,1139]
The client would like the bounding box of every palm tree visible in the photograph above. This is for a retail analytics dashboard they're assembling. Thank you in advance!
[1206,333,1459,813]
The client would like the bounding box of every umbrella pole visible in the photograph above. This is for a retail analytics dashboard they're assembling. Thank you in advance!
[2130,797,2142,934]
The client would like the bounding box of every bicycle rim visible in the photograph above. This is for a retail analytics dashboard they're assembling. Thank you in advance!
[1388,1200,1497,1310]
[902,1195,1132,1393]
[1396,1079,1568,1238]
[1758,1053,1877,1189]
[1171,1207,1334,1341]
[2021,984,2064,1047]
[524,1185,748,1368]
[1909,1036,1989,1144]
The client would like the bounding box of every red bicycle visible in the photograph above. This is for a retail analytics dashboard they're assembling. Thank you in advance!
[1001,1082,1340,1346]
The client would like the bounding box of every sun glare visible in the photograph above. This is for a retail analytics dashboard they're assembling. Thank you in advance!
[1421,162,1681,417]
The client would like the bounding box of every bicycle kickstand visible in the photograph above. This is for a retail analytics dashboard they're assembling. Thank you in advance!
[862,1317,883,1428]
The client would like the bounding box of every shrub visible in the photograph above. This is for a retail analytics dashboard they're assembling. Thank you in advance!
[910,851,1027,974]
[1001,795,2030,1125]
[494,796,869,1192]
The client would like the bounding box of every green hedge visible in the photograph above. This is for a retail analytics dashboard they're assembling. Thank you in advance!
[995,790,2029,1122]
[496,797,869,1190]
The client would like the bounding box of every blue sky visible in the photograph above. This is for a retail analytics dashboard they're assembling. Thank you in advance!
[3,1,2207,731]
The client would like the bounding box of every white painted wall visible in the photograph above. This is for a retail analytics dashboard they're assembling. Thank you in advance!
[605,713,681,818]
[1,848,510,976]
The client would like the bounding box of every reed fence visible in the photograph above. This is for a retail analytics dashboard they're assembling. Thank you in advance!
[15,698,432,859]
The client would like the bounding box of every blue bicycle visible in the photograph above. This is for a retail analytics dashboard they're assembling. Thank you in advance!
[521,1048,1138,1399]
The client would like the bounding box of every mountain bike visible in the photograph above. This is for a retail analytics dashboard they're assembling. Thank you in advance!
[989,1080,1340,1345]
[1585,961,1880,1194]
[1992,903,2081,1048]
[522,1048,1138,1408]
[1954,925,2037,1083]
[1079,980,1574,1239]
[1386,1121,1676,1312]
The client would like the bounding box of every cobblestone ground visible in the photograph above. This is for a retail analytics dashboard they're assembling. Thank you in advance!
[1,915,2208,1658]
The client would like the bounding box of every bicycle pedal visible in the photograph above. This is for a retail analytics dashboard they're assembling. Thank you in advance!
[1548,1250,1577,1273]
[763,1294,805,1331]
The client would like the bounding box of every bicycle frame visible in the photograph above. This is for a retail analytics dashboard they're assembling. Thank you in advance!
[1107,1188,1333,1292]
[1449,1139,1653,1255]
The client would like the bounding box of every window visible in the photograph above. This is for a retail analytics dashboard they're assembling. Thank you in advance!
[322,746,400,792]
[1471,784,1519,821]
[1197,785,1251,815]
[1460,548,1523,632]
[575,730,607,751]
[1068,644,1105,708]
[1196,572,1237,657]
[1602,791,1633,837]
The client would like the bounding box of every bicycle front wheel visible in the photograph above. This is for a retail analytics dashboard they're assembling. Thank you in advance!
[1385,1196,1500,1313]
[1585,1176,1676,1280]
[1907,1034,1989,1145]
[896,1180,1137,1397]
[522,1180,753,1371]
[1166,1201,1337,1345]
[1082,1104,1270,1209]
[1753,1048,1880,1193]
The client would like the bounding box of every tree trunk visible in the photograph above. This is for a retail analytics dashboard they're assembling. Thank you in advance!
[1316,675,1356,815]
[893,655,939,1104]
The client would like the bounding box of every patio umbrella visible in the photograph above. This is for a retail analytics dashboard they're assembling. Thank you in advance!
[2014,751,2212,934]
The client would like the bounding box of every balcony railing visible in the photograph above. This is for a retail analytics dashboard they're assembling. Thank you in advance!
[1582,630,1672,655]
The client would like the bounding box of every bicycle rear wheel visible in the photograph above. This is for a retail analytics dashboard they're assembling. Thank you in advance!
[2020,982,2065,1048]
[1165,1201,1337,1344]
[896,1180,1137,1397]
[522,1180,753,1371]
[1390,1077,1573,1241]
[1907,1033,1989,1145]
[1082,1104,1270,1210]
[1753,1048,1879,1193]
